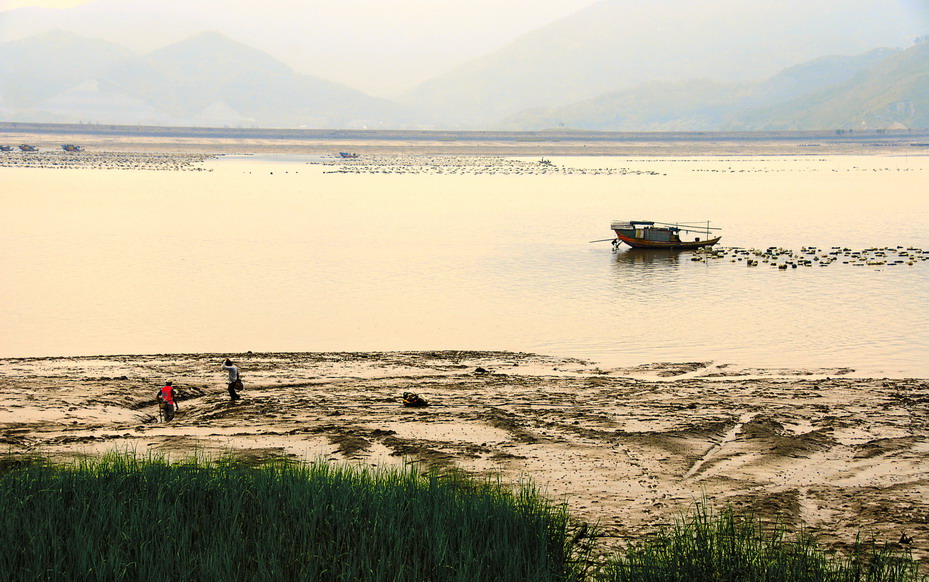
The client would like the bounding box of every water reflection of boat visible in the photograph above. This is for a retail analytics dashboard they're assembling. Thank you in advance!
[613,248,687,266]
[611,220,721,249]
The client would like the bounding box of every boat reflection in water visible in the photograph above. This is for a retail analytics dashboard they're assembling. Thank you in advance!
[612,247,694,268]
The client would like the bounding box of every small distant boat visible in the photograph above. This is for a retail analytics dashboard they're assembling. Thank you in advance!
[611,220,721,249]
[61,144,83,152]
[339,152,358,159]
[0,145,12,152]
[19,144,38,152]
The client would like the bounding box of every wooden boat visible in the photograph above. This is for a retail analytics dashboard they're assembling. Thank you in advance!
[611,220,721,249]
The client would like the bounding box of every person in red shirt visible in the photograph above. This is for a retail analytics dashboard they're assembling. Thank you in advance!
[157,381,178,422]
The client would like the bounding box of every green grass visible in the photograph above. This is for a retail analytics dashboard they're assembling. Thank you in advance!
[602,502,925,582]
[1,454,925,581]
[0,453,592,581]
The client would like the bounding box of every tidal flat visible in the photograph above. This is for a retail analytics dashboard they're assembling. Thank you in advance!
[1,351,927,564]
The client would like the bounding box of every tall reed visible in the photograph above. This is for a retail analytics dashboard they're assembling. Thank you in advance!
[3,454,923,581]
[0,453,591,581]
[602,502,925,582]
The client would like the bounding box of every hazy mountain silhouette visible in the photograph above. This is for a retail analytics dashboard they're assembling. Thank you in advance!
[0,30,133,107]
[0,0,598,98]
[2,25,927,130]
[0,31,408,127]
[400,0,924,128]
[498,48,905,131]
[0,3,223,54]
[727,42,929,130]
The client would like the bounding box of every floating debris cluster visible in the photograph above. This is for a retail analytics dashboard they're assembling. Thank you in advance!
[688,245,929,269]
[321,155,661,176]
[0,151,215,171]
[690,164,922,174]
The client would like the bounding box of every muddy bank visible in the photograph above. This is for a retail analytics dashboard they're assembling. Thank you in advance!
[1,351,927,559]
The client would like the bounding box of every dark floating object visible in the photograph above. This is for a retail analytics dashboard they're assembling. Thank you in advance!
[402,392,428,407]
[687,245,929,269]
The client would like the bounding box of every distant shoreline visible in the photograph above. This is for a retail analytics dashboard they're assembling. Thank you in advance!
[3,121,929,156]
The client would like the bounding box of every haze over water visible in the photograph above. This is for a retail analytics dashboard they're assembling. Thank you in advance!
[3,154,928,376]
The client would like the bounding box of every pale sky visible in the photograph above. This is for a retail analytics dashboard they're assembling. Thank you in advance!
[1,0,90,8]
[0,0,600,22]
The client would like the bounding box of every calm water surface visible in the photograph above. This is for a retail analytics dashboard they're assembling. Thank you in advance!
[3,154,928,376]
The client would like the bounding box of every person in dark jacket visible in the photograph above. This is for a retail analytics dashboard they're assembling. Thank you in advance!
[222,359,242,401]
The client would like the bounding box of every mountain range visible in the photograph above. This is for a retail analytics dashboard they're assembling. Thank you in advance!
[1,25,927,131]
[501,45,929,131]
[0,30,408,128]
[398,0,925,127]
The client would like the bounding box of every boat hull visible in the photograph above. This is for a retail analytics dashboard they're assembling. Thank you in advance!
[615,234,721,249]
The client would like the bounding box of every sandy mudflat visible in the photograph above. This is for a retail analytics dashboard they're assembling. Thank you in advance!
[1,351,927,559]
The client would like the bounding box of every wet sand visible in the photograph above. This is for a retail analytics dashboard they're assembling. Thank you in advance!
[2,351,927,560]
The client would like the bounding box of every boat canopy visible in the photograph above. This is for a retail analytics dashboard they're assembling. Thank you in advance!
[611,220,665,230]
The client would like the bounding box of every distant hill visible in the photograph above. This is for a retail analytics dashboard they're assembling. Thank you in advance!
[498,48,904,131]
[726,42,929,130]
[400,0,923,128]
[0,31,409,128]
[0,30,134,107]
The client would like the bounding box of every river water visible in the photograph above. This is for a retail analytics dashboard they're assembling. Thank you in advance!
[3,154,928,376]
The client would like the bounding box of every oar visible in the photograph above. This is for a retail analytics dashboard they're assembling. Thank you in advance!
[589,238,617,243]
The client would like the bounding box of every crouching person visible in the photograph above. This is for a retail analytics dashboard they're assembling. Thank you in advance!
[157,380,178,422]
